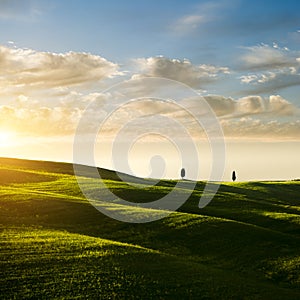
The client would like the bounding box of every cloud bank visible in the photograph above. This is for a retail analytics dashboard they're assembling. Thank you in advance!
[0,45,299,141]
[1,91,298,139]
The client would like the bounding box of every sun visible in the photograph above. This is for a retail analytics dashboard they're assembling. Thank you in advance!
[0,131,14,147]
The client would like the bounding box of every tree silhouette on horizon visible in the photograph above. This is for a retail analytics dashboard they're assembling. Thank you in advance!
[232,171,236,182]
[181,168,185,180]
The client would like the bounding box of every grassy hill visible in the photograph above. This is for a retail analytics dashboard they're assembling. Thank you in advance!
[0,157,299,299]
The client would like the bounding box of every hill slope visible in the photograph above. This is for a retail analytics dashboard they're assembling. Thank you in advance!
[0,158,300,299]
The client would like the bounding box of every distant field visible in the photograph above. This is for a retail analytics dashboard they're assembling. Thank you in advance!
[0,157,299,299]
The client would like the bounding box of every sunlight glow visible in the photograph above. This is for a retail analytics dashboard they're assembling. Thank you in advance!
[0,131,15,148]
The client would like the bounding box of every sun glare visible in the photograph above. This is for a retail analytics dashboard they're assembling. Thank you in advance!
[0,131,14,147]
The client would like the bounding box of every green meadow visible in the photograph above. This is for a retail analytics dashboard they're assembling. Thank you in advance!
[0,157,299,299]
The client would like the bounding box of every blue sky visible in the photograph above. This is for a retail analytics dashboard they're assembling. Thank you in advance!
[2,0,299,57]
[0,0,300,180]
[1,0,300,101]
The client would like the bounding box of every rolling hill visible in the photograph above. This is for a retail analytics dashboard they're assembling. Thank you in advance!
[0,157,299,299]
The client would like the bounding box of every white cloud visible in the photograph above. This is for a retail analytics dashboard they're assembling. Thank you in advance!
[0,45,121,91]
[133,56,230,88]
[1,89,298,140]
[221,118,300,139]
[0,89,112,136]
[240,44,298,70]
[170,1,227,36]
[201,95,236,116]
[180,94,297,118]
[240,72,277,84]
[240,70,300,94]
[94,92,300,140]
[0,104,81,136]
[206,95,300,138]
[240,74,258,84]
[0,0,42,21]
[173,14,208,34]
[0,46,298,141]
[239,44,300,92]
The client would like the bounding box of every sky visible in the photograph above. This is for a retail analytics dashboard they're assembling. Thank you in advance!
[0,0,300,181]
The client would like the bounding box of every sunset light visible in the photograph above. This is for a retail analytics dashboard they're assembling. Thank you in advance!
[0,1,299,181]
[0,131,14,147]
[0,1,299,299]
